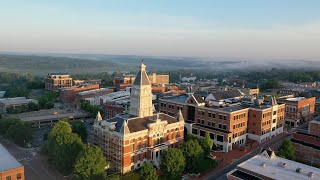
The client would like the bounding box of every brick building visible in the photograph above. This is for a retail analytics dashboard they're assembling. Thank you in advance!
[45,73,73,91]
[74,88,113,107]
[93,63,184,174]
[279,97,316,127]
[159,95,285,152]
[113,73,169,91]
[60,83,100,103]
[103,103,126,119]
[0,144,24,180]
[291,119,320,167]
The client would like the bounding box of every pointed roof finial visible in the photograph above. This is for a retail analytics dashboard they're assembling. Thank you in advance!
[141,59,144,63]
[177,110,184,122]
[95,111,102,123]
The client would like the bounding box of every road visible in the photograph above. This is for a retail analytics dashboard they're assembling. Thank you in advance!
[206,121,310,180]
[0,137,64,180]
[206,133,292,180]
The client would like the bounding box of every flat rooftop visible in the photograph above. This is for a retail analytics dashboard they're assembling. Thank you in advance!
[286,97,306,102]
[238,153,320,180]
[9,109,90,122]
[0,97,38,106]
[161,94,191,103]
[77,88,110,95]
[0,143,23,172]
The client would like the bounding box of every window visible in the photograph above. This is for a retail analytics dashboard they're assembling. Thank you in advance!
[210,133,215,139]
[208,113,212,117]
[192,128,198,135]
[223,116,227,120]
[217,135,223,142]
[197,119,200,123]
[273,111,277,115]
[222,125,227,130]
[208,122,211,126]
[131,156,134,163]
[17,173,22,179]
[219,115,222,119]
[177,106,180,110]
[200,130,205,137]
[273,119,276,123]
[201,120,204,124]
[233,125,236,129]
[212,122,215,127]
[219,124,222,128]
[160,103,163,107]
[212,113,216,118]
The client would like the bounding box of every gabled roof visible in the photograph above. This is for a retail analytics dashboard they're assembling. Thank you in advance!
[211,89,243,101]
[105,113,179,133]
[193,94,205,103]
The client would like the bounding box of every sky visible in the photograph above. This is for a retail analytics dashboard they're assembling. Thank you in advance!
[0,0,320,60]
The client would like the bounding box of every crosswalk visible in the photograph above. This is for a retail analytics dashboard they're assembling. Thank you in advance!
[17,157,33,162]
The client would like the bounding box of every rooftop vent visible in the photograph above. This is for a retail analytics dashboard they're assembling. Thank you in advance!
[278,162,287,168]
[261,162,266,168]
[308,172,313,178]
[296,167,302,173]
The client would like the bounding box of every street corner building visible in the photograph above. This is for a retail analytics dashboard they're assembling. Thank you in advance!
[0,144,24,180]
[93,62,184,174]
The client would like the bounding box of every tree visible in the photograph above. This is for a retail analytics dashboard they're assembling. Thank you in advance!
[200,131,214,157]
[181,139,203,173]
[73,145,108,180]
[48,121,84,175]
[161,148,185,179]
[139,163,158,180]
[0,118,21,135]
[27,102,39,111]
[6,121,34,147]
[71,121,88,143]
[278,139,295,160]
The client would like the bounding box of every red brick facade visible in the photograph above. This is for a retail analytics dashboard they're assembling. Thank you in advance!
[0,166,24,180]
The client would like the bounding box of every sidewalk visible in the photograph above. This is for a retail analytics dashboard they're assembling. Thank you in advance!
[198,132,291,180]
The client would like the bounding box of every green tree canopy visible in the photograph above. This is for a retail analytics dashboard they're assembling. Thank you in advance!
[161,148,185,179]
[48,121,84,175]
[0,118,20,135]
[278,139,295,160]
[71,121,88,143]
[181,139,203,173]
[200,131,214,157]
[73,145,108,180]
[6,121,34,147]
[139,163,158,180]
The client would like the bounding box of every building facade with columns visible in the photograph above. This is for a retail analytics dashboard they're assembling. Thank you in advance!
[93,62,184,174]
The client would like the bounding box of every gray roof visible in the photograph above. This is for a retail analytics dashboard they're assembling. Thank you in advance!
[0,143,23,171]
[211,90,243,100]
[161,94,191,103]
[0,97,38,106]
[193,94,205,103]
[106,113,179,133]
[133,70,151,86]
[48,72,69,75]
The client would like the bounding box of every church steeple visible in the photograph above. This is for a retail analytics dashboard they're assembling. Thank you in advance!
[129,61,153,117]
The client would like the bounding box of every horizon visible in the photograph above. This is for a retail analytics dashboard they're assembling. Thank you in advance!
[1,1,320,60]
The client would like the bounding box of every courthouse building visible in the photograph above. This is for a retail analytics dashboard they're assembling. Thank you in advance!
[93,62,184,173]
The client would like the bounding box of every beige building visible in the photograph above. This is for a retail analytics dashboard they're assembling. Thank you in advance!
[45,73,73,91]
[93,62,184,174]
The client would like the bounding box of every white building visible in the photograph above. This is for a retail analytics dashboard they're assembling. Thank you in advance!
[227,148,320,180]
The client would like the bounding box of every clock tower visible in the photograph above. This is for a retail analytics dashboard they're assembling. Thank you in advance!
[129,62,153,117]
